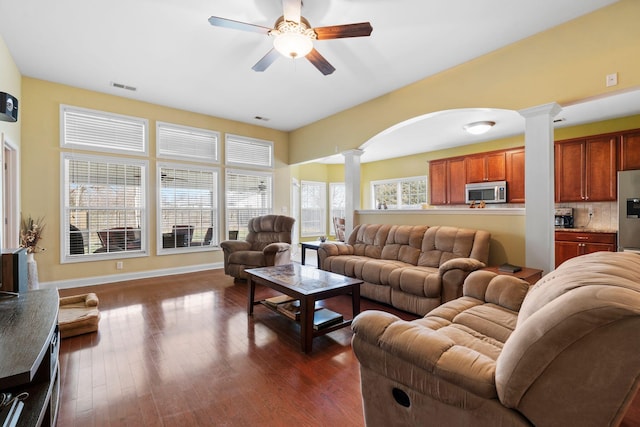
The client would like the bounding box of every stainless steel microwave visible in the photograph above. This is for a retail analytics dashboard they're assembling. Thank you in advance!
[465,181,507,204]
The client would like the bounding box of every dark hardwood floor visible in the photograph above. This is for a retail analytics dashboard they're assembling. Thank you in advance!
[58,268,640,427]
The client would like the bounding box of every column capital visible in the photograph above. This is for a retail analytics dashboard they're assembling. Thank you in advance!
[518,102,562,119]
[341,149,364,159]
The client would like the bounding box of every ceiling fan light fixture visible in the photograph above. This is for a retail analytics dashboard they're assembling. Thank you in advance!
[273,32,313,58]
[463,121,496,135]
[271,19,316,59]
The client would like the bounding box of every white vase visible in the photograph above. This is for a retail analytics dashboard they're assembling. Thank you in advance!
[27,252,39,290]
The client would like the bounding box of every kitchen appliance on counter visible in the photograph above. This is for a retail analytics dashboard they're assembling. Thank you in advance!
[618,170,640,252]
[465,180,507,204]
[554,207,574,228]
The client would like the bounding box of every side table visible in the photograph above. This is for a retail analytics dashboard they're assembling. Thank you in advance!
[300,240,345,266]
[483,266,543,285]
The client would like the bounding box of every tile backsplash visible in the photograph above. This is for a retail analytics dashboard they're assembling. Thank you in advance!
[556,201,618,231]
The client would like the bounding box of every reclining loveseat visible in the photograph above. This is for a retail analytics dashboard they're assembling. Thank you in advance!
[318,224,491,315]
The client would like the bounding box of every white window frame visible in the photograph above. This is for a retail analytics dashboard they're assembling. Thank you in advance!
[225,169,273,241]
[329,182,345,236]
[225,134,274,169]
[300,180,327,238]
[156,162,220,254]
[371,176,427,209]
[156,121,220,163]
[60,104,148,155]
[61,152,148,263]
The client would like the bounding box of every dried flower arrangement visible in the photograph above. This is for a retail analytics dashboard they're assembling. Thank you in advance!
[20,215,46,254]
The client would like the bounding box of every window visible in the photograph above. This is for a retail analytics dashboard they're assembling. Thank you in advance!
[301,181,326,237]
[329,182,345,236]
[224,134,274,240]
[62,153,146,261]
[157,122,219,163]
[158,164,219,252]
[60,105,147,155]
[225,134,273,168]
[371,176,427,209]
[225,170,272,240]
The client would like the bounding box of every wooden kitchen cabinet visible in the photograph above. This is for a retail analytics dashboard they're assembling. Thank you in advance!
[465,151,506,183]
[555,135,617,202]
[619,129,640,170]
[429,157,466,205]
[555,231,617,268]
[505,147,525,203]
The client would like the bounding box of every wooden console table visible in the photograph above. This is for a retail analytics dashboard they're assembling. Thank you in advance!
[483,266,543,285]
[0,289,60,426]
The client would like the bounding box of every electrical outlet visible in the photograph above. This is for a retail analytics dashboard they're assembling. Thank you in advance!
[606,73,618,87]
[116,261,123,270]
[588,207,594,217]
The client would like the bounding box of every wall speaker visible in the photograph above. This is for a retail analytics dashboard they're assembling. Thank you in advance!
[0,92,18,122]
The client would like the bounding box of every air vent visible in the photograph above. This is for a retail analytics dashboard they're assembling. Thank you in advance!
[110,81,137,92]
[254,116,270,122]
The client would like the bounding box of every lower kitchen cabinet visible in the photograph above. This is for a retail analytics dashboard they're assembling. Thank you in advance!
[555,231,617,268]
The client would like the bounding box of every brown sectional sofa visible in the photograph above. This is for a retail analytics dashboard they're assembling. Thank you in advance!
[318,224,491,315]
[352,251,640,426]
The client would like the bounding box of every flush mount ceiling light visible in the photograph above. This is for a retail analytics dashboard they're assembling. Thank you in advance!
[271,17,316,59]
[463,121,496,135]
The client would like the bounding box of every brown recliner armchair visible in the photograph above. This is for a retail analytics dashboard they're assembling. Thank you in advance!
[351,251,640,426]
[220,214,295,280]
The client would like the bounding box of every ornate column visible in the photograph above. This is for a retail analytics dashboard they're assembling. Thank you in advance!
[519,102,562,274]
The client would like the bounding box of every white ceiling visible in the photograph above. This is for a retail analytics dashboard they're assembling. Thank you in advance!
[2,0,637,164]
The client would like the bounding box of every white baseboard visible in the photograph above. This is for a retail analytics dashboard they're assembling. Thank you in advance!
[40,262,225,290]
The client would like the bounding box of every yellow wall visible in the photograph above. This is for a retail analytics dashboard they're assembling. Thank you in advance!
[289,0,640,164]
[21,78,289,283]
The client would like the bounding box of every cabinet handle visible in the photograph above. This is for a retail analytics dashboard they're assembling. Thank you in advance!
[576,236,589,240]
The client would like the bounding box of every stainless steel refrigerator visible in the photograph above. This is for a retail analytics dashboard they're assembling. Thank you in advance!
[618,170,640,252]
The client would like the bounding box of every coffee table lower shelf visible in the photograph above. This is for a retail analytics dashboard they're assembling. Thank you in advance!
[257,300,353,335]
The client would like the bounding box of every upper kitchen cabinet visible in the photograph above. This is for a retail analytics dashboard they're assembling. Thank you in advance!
[465,151,506,183]
[619,129,640,170]
[429,157,466,205]
[555,135,617,202]
[505,148,525,203]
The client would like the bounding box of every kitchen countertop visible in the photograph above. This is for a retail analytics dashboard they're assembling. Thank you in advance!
[555,227,617,234]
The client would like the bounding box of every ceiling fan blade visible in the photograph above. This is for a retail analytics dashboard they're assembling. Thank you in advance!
[282,0,301,23]
[252,48,281,72]
[208,16,272,35]
[314,22,373,40]
[306,48,335,75]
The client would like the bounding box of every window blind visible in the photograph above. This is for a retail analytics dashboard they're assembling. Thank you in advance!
[157,122,219,163]
[225,134,273,168]
[61,105,147,154]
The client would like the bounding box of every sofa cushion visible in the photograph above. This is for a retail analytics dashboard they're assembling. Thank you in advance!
[349,223,392,259]
[388,266,441,298]
[419,226,490,267]
[497,251,640,413]
[380,225,428,264]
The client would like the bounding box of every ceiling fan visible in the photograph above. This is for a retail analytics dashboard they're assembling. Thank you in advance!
[208,0,373,75]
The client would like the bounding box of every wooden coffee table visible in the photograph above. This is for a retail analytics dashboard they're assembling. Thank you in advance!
[246,264,363,353]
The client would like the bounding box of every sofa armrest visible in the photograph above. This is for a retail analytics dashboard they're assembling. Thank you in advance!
[220,240,251,253]
[352,310,498,399]
[318,242,354,270]
[262,242,292,267]
[439,258,486,303]
[439,257,486,275]
[262,242,291,255]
